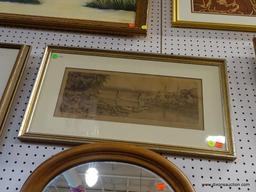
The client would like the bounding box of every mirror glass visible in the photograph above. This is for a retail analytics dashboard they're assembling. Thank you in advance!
[43,161,175,192]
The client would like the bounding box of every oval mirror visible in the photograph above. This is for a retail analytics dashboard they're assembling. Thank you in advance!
[21,143,195,192]
[43,162,175,192]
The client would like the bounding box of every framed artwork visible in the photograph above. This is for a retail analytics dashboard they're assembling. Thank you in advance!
[0,0,148,36]
[0,43,31,137]
[19,46,235,160]
[172,0,256,32]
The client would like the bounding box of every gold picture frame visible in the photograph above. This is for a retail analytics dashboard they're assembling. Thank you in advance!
[172,0,256,32]
[0,0,148,36]
[19,46,235,160]
[0,43,31,137]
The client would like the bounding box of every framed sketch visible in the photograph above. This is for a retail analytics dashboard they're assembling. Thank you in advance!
[172,0,256,32]
[0,0,148,36]
[19,46,235,160]
[0,43,31,137]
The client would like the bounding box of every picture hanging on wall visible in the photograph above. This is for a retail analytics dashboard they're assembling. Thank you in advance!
[0,43,31,137]
[18,46,235,160]
[0,0,148,36]
[172,0,256,32]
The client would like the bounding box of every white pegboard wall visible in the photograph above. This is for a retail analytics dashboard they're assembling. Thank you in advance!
[0,0,256,191]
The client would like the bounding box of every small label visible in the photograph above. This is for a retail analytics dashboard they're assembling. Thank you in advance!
[215,142,224,149]
[51,53,60,59]
[155,183,166,191]
[128,23,136,28]
[141,25,147,30]
[206,136,225,149]
[208,141,216,148]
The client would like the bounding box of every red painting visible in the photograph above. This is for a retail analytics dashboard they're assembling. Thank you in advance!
[192,0,256,17]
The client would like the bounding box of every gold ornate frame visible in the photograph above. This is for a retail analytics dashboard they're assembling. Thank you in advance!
[18,46,235,160]
[0,43,31,137]
[172,0,256,32]
[0,0,148,36]
[21,142,195,192]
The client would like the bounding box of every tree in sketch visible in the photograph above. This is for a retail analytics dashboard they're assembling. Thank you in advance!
[55,68,204,130]
[0,0,41,4]
[85,0,136,11]
[57,72,109,118]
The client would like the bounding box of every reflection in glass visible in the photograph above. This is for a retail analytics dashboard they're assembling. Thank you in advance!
[43,162,174,192]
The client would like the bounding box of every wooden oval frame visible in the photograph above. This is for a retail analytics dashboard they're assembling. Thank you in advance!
[21,143,195,192]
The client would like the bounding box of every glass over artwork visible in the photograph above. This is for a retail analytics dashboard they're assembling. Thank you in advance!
[0,44,30,138]
[192,0,256,17]
[0,47,19,99]
[0,0,136,23]
[43,162,174,192]
[54,68,204,130]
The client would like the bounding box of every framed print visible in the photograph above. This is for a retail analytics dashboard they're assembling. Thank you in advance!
[0,43,31,137]
[172,0,256,32]
[19,46,235,160]
[0,0,148,36]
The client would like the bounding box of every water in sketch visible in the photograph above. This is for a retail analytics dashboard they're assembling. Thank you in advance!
[192,0,256,17]
[54,68,204,130]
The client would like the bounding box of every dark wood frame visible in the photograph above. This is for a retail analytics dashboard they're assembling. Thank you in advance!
[0,0,148,36]
[21,142,195,192]
[0,43,31,137]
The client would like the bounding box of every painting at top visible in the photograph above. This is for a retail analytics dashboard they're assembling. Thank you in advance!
[0,0,136,23]
[0,0,136,10]
[0,0,148,35]
[0,0,40,3]
[192,0,256,17]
